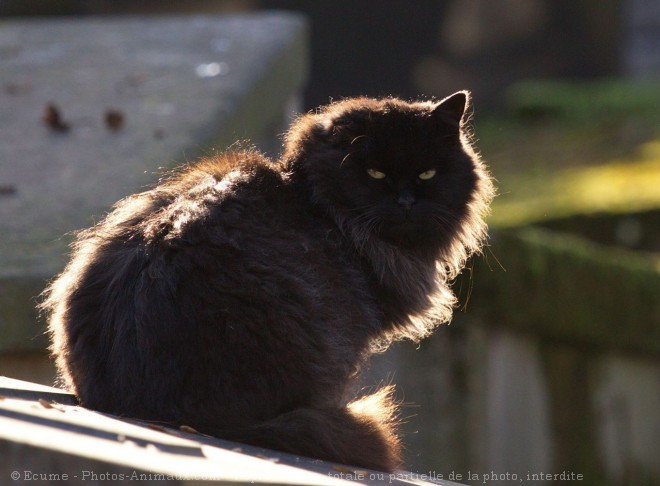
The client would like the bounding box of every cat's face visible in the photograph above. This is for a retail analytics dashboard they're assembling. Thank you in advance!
[287,92,482,252]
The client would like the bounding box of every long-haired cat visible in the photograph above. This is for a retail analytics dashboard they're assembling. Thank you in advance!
[42,91,494,472]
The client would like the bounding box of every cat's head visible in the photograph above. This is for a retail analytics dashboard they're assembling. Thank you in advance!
[283,92,494,273]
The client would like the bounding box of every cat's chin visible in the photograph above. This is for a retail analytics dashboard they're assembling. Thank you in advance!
[376,222,446,253]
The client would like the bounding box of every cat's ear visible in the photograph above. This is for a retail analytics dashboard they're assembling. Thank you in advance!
[431,91,470,131]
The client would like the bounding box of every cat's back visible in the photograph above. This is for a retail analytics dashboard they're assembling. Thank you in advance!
[44,150,297,392]
[45,148,364,404]
[138,149,290,250]
[51,149,309,309]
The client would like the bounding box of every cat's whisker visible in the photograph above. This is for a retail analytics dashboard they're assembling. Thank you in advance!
[341,151,353,166]
[349,210,382,253]
[432,213,452,225]
[432,208,461,227]
[432,215,458,230]
[350,134,368,145]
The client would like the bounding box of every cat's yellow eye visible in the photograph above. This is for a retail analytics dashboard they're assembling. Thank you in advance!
[367,169,387,180]
[418,169,437,180]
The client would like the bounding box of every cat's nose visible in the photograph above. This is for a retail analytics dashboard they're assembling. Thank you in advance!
[397,193,416,211]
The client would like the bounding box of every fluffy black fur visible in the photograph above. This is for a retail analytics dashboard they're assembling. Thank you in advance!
[42,92,494,471]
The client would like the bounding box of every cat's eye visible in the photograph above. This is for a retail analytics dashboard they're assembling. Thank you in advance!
[418,169,437,180]
[366,169,387,180]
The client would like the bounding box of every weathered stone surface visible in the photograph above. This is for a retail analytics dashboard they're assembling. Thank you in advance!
[0,377,465,486]
[0,13,308,352]
[0,13,307,278]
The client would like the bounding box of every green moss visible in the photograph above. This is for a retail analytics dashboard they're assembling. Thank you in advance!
[506,79,660,123]
[467,227,660,354]
[489,141,660,228]
[538,210,660,253]
[475,79,660,175]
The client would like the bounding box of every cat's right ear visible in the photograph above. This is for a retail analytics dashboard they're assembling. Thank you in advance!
[431,91,470,131]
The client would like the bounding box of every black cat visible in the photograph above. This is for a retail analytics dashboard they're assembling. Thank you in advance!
[42,91,494,471]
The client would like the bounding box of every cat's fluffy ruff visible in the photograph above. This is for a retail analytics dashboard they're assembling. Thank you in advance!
[42,92,494,472]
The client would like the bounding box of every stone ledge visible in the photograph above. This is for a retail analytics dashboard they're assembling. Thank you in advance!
[0,12,308,279]
[0,13,308,352]
[0,377,463,486]
[468,226,660,355]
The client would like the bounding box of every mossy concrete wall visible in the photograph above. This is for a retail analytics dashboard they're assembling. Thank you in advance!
[473,227,659,354]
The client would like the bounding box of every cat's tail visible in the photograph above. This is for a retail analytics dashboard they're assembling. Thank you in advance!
[224,387,402,472]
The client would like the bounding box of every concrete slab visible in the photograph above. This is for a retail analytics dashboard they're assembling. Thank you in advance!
[0,13,308,352]
[0,377,465,485]
[0,12,307,278]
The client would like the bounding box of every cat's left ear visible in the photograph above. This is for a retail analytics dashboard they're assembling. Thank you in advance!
[431,90,470,131]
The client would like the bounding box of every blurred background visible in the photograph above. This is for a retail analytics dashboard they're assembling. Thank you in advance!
[1,1,658,485]
[2,0,653,108]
